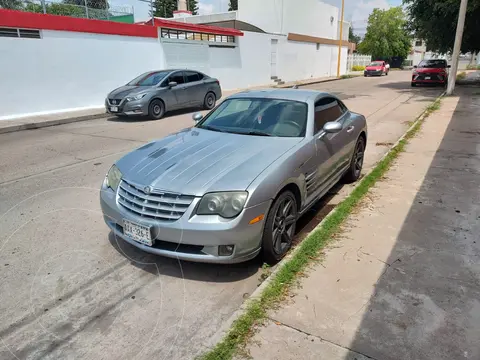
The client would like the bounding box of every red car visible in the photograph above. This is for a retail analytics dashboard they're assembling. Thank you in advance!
[364,61,389,77]
[411,59,451,87]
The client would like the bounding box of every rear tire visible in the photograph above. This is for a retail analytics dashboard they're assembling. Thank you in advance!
[343,136,365,184]
[262,191,298,265]
[203,92,216,110]
[148,99,165,120]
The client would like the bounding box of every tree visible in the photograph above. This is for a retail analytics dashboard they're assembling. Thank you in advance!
[152,0,176,18]
[187,0,198,15]
[64,0,108,10]
[348,27,361,45]
[357,7,411,60]
[404,0,480,54]
[0,0,24,10]
[228,0,237,11]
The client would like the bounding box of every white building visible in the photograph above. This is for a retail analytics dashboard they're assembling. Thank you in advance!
[407,39,427,66]
[0,0,352,120]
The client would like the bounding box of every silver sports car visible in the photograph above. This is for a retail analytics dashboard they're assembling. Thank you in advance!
[100,89,367,264]
[105,69,222,119]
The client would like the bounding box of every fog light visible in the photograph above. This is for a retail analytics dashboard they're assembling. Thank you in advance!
[219,245,234,256]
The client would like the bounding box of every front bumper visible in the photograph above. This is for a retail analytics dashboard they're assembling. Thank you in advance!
[364,70,383,76]
[105,98,149,116]
[100,184,271,264]
[412,73,447,84]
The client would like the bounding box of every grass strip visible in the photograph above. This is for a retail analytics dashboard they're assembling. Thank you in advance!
[200,97,443,360]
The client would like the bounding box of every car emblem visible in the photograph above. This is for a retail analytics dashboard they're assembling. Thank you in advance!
[144,186,152,194]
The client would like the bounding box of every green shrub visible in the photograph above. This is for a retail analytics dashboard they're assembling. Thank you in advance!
[352,65,366,71]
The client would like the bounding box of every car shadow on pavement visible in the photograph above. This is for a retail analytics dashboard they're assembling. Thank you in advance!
[346,87,480,359]
[107,107,204,123]
[107,232,262,283]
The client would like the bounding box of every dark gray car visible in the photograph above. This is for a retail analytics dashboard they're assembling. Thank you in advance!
[105,69,222,119]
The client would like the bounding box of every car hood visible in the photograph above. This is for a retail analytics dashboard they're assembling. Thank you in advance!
[116,128,302,196]
[109,85,153,99]
[366,66,382,70]
[415,68,446,73]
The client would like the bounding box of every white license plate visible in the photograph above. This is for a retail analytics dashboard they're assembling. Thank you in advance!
[123,219,152,246]
[110,106,119,112]
[425,76,431,80]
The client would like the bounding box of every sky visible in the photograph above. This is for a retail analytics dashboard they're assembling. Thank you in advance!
[112,0,403,35]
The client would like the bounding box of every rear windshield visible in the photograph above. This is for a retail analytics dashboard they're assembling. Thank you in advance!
[418,60,447,68]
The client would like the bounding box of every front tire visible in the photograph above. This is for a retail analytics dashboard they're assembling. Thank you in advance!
[148,99,165,120]
[203,92,216,110]
[343,136,365,183]
[411,82,416,87]
[262,191,298,265]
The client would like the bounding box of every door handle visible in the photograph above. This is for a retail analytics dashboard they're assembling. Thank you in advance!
[346,126,355,133]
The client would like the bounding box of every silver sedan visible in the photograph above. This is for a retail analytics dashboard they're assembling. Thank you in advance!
[100,89,367,264]
[105,69,222,119]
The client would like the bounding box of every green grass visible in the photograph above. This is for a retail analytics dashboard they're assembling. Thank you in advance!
[456,72,467,81]
[199,97,443,360]
[340,74,356,79]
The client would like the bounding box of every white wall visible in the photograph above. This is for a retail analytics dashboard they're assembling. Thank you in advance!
[0,30,165,120]
[238,0,340,39]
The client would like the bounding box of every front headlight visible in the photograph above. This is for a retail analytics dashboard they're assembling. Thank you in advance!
[126,93,147,102]
[105,164,123,191]
[197,192,248,218]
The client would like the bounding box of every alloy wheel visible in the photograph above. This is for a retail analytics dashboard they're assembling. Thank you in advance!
[272,197,297,255]
[354,141,365,178]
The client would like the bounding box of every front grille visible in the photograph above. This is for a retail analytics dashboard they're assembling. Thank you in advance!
[109,99,121,105]
[416,73,442,81]
[117,180,195,222]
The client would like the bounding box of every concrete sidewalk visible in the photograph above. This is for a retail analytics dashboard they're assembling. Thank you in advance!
[0,74,354,135]
[244,86,480,360]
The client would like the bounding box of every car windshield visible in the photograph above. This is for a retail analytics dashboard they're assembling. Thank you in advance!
[418,60,447,68]
[196,98,308,138]
[127,71,170,86]
[369,62,383,66]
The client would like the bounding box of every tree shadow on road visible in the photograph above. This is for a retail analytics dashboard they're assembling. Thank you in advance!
[346,87,480,359]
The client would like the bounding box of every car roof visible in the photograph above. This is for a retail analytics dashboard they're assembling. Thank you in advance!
[228,88,331,102]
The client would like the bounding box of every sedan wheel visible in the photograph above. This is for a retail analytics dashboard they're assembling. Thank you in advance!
[262,191,297,265]
[203,92,216,110]
[343,137,365,183]
[148,99,165,120]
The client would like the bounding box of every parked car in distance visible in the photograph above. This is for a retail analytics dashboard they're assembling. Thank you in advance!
[105,69,222,119]
[100,89,367,265]
[364,61,389,77]
[411,59,451,87]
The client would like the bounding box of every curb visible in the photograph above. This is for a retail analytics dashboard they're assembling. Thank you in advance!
[201,90,446,357]
[0,112,109,135]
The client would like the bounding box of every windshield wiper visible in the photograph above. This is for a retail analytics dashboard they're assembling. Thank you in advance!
[200,125,225,133]
[247,130,272,137]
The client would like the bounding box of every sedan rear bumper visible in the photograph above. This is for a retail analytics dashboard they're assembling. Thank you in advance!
[100,184,271,264]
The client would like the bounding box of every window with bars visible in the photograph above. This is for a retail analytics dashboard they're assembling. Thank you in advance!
[160,28,234,44]
[0,27,41,39]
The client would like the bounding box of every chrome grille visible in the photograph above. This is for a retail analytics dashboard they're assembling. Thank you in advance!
[117,180,195,222]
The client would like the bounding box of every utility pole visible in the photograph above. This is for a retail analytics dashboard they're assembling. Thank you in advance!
[139,0,154,25]
[446,0,468,95]
[336,0,345,78]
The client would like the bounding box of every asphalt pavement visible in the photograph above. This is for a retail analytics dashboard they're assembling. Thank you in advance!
[0,71,443,360]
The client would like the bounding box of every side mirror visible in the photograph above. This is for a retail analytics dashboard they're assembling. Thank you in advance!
[168,81,178,88]
[192,112,203,122]
[447,65,451,68]
[323,122,343,134]
[413,65,418,68]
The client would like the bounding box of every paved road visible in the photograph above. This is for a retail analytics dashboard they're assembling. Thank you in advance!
[0,71,442,360]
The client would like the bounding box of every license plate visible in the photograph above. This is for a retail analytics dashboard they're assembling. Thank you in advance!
[123,219,152,246]
[110,106,118,112]
[425,76,431,80]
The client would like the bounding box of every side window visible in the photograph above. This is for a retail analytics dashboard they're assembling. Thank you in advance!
[197,73,205,80]
[169,72,185,85]
[185,71,200,83]
[314,97,345,133]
